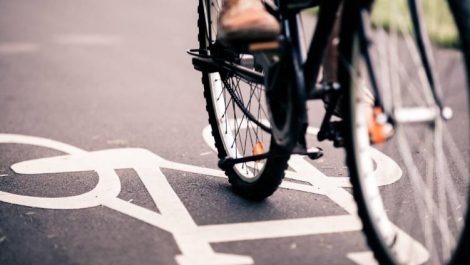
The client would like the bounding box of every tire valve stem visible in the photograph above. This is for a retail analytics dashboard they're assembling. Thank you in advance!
[252,142,265,162]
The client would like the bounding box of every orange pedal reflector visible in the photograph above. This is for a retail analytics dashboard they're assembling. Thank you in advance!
[252,142,265,160]
[249,41,279,51]
[368,107,389,144]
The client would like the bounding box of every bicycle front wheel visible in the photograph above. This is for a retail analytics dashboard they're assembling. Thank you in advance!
[341,0,470,264]
[196,0,289,200]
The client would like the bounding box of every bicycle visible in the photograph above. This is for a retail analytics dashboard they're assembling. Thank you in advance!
[189,0,470,264]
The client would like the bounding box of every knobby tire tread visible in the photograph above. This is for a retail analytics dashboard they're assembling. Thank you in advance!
[196,0,289,200]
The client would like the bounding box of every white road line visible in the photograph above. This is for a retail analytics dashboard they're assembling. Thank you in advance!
[195,215,362,243]
[52,34,121,46]
[102,197,173,232]
[0,134,86,154]
[347,252,379,265]
[0,42,39,55]
[203,123,402,188]
[0,132,428,265]
[287,155,359,215]
[0,134,121,209]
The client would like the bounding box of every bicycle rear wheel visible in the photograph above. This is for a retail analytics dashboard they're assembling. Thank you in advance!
[341,0,470,264]
[197,0,289,200]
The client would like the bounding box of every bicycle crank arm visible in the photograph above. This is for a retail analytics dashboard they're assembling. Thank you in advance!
[218,148,323,170]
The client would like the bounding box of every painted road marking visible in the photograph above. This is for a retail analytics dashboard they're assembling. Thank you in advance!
[0,42,40,55]
[52,34,121,46]
[0,131,429,265]
[0,35,120,57]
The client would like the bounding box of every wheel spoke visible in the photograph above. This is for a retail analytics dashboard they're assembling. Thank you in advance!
[347,0,469,263]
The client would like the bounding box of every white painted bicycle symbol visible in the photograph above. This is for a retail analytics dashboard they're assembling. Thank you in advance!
[0,126,428,265]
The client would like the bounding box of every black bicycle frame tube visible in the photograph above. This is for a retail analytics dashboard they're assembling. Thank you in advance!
[278,0,307,68]
[408,0,445,110]
[358,9,385,109]
[304,0,342,93]
[275,0,310,148]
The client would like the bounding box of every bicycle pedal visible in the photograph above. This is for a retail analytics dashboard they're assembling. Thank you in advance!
[317,121,345,147]
[249,41,280,52]
[292,147,324,160]
[333,138,344,148]
[306,147,324,160]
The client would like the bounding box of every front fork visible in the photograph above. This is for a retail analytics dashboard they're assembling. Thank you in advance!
[358,0,451,121]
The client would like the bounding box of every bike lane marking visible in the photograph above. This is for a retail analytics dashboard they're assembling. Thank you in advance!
[202,124,428,264]
[0,132,428,265]
[6,146,360,264]
[0,42,40,55]
[0,134,121,209]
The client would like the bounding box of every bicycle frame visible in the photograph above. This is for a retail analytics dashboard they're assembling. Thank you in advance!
[191,2,470,263]
[190,0,446,156]
[274,0,446,112]
[192,0,343,96]
[270,0,347,148]
[190,0,351,154]
[265,0,343,98]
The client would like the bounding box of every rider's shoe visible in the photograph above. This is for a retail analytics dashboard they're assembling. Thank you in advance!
[218,0,281,44]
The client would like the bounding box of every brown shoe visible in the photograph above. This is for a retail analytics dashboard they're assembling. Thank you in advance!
[218,0,281,43]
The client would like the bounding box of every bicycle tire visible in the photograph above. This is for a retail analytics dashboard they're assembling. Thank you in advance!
[340,0,470,264]
[197,0,289,200]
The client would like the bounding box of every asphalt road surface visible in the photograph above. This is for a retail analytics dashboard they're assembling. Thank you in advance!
[0,1,467,265]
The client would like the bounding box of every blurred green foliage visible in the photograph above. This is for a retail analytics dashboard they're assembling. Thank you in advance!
[371,0,459,47]
[307,0,459,47]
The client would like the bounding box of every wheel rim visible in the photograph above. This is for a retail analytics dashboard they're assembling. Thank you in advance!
[350,0,470,264]
[202,0,272,182]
